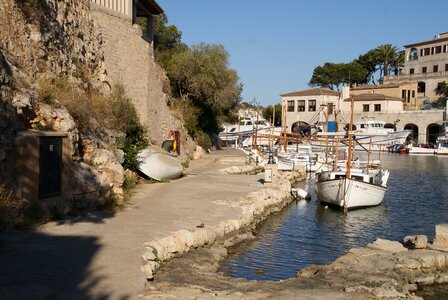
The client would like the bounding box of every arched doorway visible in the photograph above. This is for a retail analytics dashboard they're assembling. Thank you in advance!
[427,123,442,145]
[404,123,419,142]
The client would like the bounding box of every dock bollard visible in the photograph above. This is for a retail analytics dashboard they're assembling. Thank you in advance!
[264,167,273,185]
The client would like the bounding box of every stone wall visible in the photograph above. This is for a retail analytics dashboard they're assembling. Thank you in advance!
[0,0,118,215]
[91,6,196,159]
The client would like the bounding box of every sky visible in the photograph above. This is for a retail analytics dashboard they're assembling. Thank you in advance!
[156,0,448,107]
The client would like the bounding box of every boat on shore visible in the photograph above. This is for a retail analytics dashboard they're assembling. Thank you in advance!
[137,150,183,181]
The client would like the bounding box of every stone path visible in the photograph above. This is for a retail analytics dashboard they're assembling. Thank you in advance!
[0,148,264,300]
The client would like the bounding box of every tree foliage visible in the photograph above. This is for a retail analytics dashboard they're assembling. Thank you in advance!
[309,62,367,90]
[153,15,243,144]
[153,14,187,69]
[310,43,402,88]
[436,81,448,98]
[166,43,242,135]
[262,104,282,126]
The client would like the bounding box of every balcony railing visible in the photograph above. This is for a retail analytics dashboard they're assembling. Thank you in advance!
[90,0,133,18]
[385,71,448,81]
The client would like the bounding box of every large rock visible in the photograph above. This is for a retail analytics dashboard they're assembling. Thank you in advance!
[367,238,407,253]
[433,224,448,246]
[403,235,428,249]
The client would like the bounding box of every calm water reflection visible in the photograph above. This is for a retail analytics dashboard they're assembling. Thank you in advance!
[220,154,448,281]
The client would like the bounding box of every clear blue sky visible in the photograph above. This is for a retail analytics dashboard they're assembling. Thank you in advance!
[156,0,448,106]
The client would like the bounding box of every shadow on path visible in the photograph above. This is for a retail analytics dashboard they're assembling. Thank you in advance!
[0,229,130,300]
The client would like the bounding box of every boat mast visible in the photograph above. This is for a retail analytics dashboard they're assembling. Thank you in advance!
[346,96,354,178]
[325,104,329,164]
[334,110,340,171]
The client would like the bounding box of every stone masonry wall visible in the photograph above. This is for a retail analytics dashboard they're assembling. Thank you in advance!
[90,6,196,159]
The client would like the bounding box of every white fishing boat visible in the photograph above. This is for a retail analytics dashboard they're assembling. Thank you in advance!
[315,168,389,210]
[137,150,183,181]
[436,136,448,155]
[408,135,448,156]
[314,97,390,211]
[312,119,411,152]
[277,143,316,172]
[408,144,436,155]
[219,117,281,147]
[349,119,412,151]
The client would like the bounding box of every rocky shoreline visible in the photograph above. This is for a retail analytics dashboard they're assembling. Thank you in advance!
[140,165,448,299]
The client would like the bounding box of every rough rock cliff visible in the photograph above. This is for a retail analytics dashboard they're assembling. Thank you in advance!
[0,0,195,219]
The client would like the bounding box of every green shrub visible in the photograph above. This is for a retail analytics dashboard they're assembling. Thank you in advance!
[195,131,212,150]
[37,78,148,172]
[181,159,190,168]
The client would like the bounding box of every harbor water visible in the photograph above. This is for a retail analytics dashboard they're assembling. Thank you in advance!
[219,153,448,281]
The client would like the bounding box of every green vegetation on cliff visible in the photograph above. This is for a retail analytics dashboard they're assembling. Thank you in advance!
[152,14,242,148]
[37,77,147,171]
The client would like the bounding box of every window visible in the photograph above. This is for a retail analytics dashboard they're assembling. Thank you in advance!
[287,100,295,112]
[409,48,418,60]
[297,100,305,112]
[363,104,369,112]
[401,90,406,99]
[412,90,415,98]
[431,47,434,55]
[374,104,381,112]
[410,68,414,74]
[422,67,427,73]
[434,65,439,72]
[308,100,316,112]
[327,103,334,115]
[418,82,426,93]
[444,45,447,53]
[446,64,448,71]
[435,46,442,54]
[424,48,430,55]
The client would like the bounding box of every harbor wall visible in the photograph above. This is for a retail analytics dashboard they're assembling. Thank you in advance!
[140,166,305,280]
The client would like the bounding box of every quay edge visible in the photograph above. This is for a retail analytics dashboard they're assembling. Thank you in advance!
[140,165,305,280]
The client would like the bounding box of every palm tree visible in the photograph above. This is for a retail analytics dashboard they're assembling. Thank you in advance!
[375,44,398,78]
[390,50,405,75]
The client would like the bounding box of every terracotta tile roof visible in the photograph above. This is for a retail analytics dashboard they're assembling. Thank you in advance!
[343,93,404,102]
[281,88,340,97]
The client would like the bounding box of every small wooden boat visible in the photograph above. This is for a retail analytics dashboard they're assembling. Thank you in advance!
[137,150,183,181]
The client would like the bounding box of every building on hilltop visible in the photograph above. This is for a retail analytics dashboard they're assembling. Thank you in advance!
[341,93,404,114]
[384,32,448,104]
[350,82,418,109]
[90,0,163,47]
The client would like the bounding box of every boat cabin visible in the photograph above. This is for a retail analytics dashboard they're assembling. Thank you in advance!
[354,120,394,134]
[330,171,373,183]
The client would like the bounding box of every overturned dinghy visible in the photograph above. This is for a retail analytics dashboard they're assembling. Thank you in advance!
[138,150,183,181]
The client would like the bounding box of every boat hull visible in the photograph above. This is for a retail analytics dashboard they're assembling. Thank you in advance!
[138,151,183,181]
[408,146,436,155]
[315,178,386,209]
